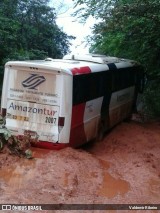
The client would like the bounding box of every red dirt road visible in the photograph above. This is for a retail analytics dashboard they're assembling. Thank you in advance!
[0,120,160,213]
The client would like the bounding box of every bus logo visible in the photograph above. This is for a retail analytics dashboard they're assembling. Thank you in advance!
[22,74,46,90]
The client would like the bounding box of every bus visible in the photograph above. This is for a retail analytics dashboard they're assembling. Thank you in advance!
[1,54,144,149]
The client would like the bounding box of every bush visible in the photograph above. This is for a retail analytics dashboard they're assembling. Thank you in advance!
[142,80,160,118]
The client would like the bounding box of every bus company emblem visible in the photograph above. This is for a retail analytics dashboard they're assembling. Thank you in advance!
[22,74,46,89]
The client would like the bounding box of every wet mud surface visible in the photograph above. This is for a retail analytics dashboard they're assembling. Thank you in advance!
[0,120,160,213]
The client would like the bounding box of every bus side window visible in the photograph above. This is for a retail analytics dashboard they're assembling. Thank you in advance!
[73,71,112,105]
[73,75,88,105]
[89,72,111,99]
[112,67,136,92]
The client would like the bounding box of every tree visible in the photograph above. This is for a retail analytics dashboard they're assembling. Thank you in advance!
[0,0,73,61]
[0,0,74,94]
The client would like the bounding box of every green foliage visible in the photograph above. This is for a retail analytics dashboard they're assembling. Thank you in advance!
[0,128,12,141]
[142,80,160,117]
[0,115,33,158]
[0,0,74,67]
[0,0,74,95]
[0,127,33,158]
[73,0,160,118]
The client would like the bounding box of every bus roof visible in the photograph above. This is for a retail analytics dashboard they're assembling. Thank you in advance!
[5,54,140,75]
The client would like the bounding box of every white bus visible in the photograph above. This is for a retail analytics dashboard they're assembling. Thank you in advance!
[1,54,144,149]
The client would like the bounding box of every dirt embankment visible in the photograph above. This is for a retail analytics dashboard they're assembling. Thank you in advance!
[0,120,160,213]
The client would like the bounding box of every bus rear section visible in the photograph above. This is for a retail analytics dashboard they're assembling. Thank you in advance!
[1,62,72,149]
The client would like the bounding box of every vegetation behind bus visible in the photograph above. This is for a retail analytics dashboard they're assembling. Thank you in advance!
[73,0,160,118]
[0,0,74,95]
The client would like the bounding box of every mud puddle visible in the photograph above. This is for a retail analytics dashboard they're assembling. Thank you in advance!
[96,158,130,198]
[98,172,130,198]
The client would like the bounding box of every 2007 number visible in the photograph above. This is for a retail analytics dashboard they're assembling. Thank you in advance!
[45,117,56,124]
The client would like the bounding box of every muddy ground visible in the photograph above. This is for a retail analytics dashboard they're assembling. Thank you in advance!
[0,119,160,213]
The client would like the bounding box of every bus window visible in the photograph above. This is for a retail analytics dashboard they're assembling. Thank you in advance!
[112,67,137,92]
[73,71,112,105]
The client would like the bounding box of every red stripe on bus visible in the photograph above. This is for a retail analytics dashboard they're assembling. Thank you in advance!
[69,103,86,147]
[31,141,68,150]
[71,66,91,75]
[17,135,69,150]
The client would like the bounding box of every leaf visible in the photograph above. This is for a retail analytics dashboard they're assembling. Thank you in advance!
[25,149,33,159]
[0,128,12,140]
